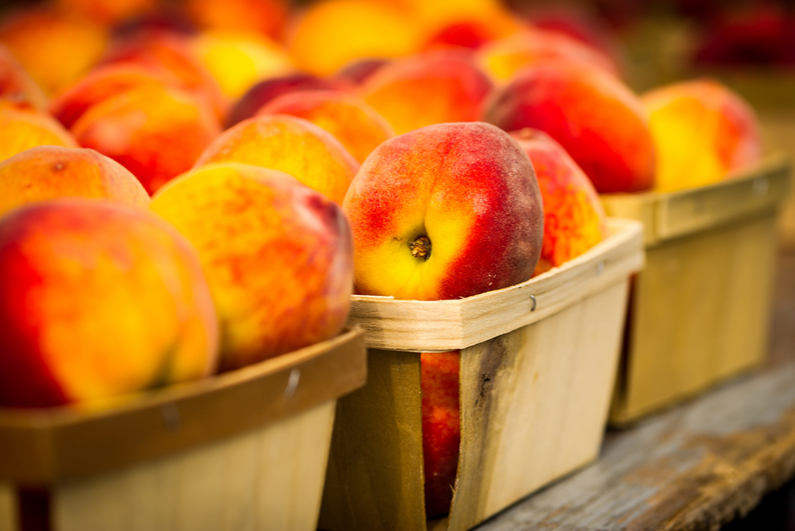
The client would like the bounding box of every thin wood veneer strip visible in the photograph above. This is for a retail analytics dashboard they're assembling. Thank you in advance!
[348,218,644,352]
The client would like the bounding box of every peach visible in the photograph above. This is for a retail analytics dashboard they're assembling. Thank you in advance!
[184,0,288,40]
[511,128,607,276]
[484,60,656,193]
[476,28,621,83]
[0,43,48,111]
[227,72,350,127]
[0,6,108,96]
[343,121,543,301]
[71,83,221,195]
[642,78,763,192]
[0,199,218,408]
[50,64,177,129]
[0,146,150,218]
[190,30,294,100]
[423,20,512,51]
[388,0,518,39]
[195,114,359,204]
[151,163,353,371]
[335,58,390,86]
[255,90,394,163]
[56,0,157,25]
[99,31,227,121]
[422,350,460,518]
[288,0,422,76]
[360,51,494,135]
[0,105,78,162]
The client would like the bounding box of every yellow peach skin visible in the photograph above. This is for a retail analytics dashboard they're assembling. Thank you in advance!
[0,199,218,408]
[0,105,78,162]
[255,90,394,163]
[151,163,353,371]
[0,146,150,217]
[642,79,763,193]
[194,114,359,204]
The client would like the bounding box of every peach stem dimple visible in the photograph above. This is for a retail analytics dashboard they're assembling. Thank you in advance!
[410,236,432,260]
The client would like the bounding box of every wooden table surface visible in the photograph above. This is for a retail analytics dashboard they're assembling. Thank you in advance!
[474,249,795,531]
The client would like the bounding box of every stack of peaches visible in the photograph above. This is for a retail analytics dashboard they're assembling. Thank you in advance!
[0,0,764,520]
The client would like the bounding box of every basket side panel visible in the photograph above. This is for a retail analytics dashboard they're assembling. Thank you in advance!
[52,400,336,531]
[616,214,776,422]
[0,484,16,531]
[449,280,630,530]
[318,349,426,531]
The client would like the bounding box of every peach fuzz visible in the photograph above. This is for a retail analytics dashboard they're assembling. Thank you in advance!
[422,350,460,518]
[642,79,763,193]
[511,128,606,277]
[195,114,359,204]
[150,163,353,371]
[484,61,655,194]
[360,51,494,135]
[476,28,620,84]
[0,199,218,408]
[226,72,350,127]
[256,90,394,163]
[0,44,48,111]
[72,83,221,195]
[0,105,78,162]
[0,146,150,218]
[184,0,288,40]
[343,121,543,301]
[288,0,423,76]
[0,6,108,96]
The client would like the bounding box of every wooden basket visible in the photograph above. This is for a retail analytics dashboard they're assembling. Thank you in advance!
[604,156,791,425]
[0,328,366,531]
[318,218,644,531]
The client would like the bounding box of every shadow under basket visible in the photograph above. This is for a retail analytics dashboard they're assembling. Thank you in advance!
[318,219,645,531]
[603,156,792,426]
[0,328,366,531]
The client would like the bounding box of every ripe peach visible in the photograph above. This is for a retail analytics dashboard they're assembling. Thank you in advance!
[99,32,227,121]
[343,121,543,301]
[0,146,150,217]
[360,51,494,135]
[388,0,518,39]
[190,30,294,100]
[511,128,606,276]
[184,0,288,40]
[227,72,350,127]
[476,28,620,84]
[255,90,394,163]
[0,105,78,162]
[0,199,218,408]
[288,0,422,76]
[423,20,512,51]
[151,163,353,372]
[335,58,389,86]
[56,0,157,25]
[71,83,221,195]
[0,44,48,111]
[195,114,359,204]
[484,61,656,193]
[0,6,108,96]
[422,350,460,518]
[642,78,763,192]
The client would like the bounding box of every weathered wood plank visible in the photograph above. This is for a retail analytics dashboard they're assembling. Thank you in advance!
[475,362,795,531]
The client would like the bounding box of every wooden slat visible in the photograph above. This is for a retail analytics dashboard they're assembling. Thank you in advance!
[449,280,629,531]
[0,328,366,484]
[0,484,15,531]
[318,349,426,531]
[53,401,336,531]
[347,219,644,352]
[476,361,795,531]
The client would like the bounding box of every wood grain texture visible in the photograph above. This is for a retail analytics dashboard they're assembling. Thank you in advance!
[318,349,425,531]
[0,328,366,484]
[475,362,795,531]
[450,281,629,531]
[0,484,15,531]
[347,219,644,352]
[611,214,778,423]
[52,400,336,531]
